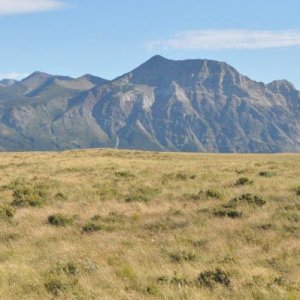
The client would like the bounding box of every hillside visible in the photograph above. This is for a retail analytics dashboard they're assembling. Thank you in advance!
[0,56,300,152]
[0,149,299,299]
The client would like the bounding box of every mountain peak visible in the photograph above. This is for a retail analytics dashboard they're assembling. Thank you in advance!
[20,71,53,93]
[24,71,52,80]
[147,55,169,63]
[268,79,295,88]
[79,74,108,86]
[267,80,296,93]
[117,55,240,89]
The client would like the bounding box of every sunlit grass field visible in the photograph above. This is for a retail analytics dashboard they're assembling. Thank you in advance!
[0,149,299,299]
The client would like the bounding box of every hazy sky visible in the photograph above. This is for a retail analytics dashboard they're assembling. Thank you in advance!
[1,0,300,88]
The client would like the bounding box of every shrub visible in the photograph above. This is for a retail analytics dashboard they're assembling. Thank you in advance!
[145,284,159,295]
[119,265,136,281]
[259,171,276,177]
[175,173,189,180]
[0,232,19,242]
[169,251,196,263]
[90,215,102,221]
[145,218,189,232]
[206,190,221,199]
[213,209,242,219]
[193,240,208,248]
[157,273,188,287]
[274,276,285,286]
[0,206,15,220]
[62,262,77,276]
[91,212,125,224]
[125,187,159,203]
[235,177,253,186]
[162,172,196,182]
[10,183,48,207]
[83,213,121,233]
[45,262,79,296]
[170,273,189,287]
[258,223,272,230]
[183,192,202,201]
[54,192,67,201]
[125,193,149,203]
[45,278,67,296]
[184,190,221,201]
[48,214,74,227]
[196,268,230,288]
[11,198,42,207]
[51,262,78,276]
[82,222,102,233]
[115,171,135,178]
[229,193,266,207]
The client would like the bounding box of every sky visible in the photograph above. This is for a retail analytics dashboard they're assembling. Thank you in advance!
[0,0,300,89]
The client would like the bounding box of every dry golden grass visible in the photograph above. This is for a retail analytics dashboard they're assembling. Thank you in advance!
[0,149,299,299]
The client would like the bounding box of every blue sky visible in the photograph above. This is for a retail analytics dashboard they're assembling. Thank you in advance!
[1,0,300,89]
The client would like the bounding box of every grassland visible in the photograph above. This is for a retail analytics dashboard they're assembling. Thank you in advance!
[0,149,299,299]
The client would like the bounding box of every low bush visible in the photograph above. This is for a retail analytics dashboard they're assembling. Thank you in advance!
[125,187,159,203]
[196,268,230,288]
[91,213,119,223]
[62,262,78,276]
[184,189,221,201]
[144,284,159,295]
[48,214,74,227]
[206,189,221,199]
[229,193,266,207]
[193,240,208,248]
[0,206,15,220]
[145,218,189,232]
[10,182,48,207]
[45,262,79,296]
[115,171,135,178]
[213,209,242,219]
[82,222,102,233]
[175,173,189,180]
[235,177,253,186]
[83,213,122,233]
[157,273,189,287]
[54,192,68,201]
[259,171,276,177]
[183,192,202,201]
[162,172,196,182]
[169,251,196,263]
[45,278,67,296]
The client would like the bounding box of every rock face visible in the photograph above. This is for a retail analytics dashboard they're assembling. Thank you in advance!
[0,56,299,152]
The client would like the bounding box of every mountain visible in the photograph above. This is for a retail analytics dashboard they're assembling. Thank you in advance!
[0,56,299,152]
[0,79,17,87]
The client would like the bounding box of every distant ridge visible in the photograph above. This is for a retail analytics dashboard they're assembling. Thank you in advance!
[0,56,299,152]
[0,79,18,87]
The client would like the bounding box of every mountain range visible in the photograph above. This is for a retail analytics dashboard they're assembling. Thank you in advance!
[0,55,299,152]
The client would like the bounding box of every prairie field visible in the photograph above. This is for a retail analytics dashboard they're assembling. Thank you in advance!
[0,149,299,299]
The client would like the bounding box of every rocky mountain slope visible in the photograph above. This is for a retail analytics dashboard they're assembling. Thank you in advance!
[0,56,299,152]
